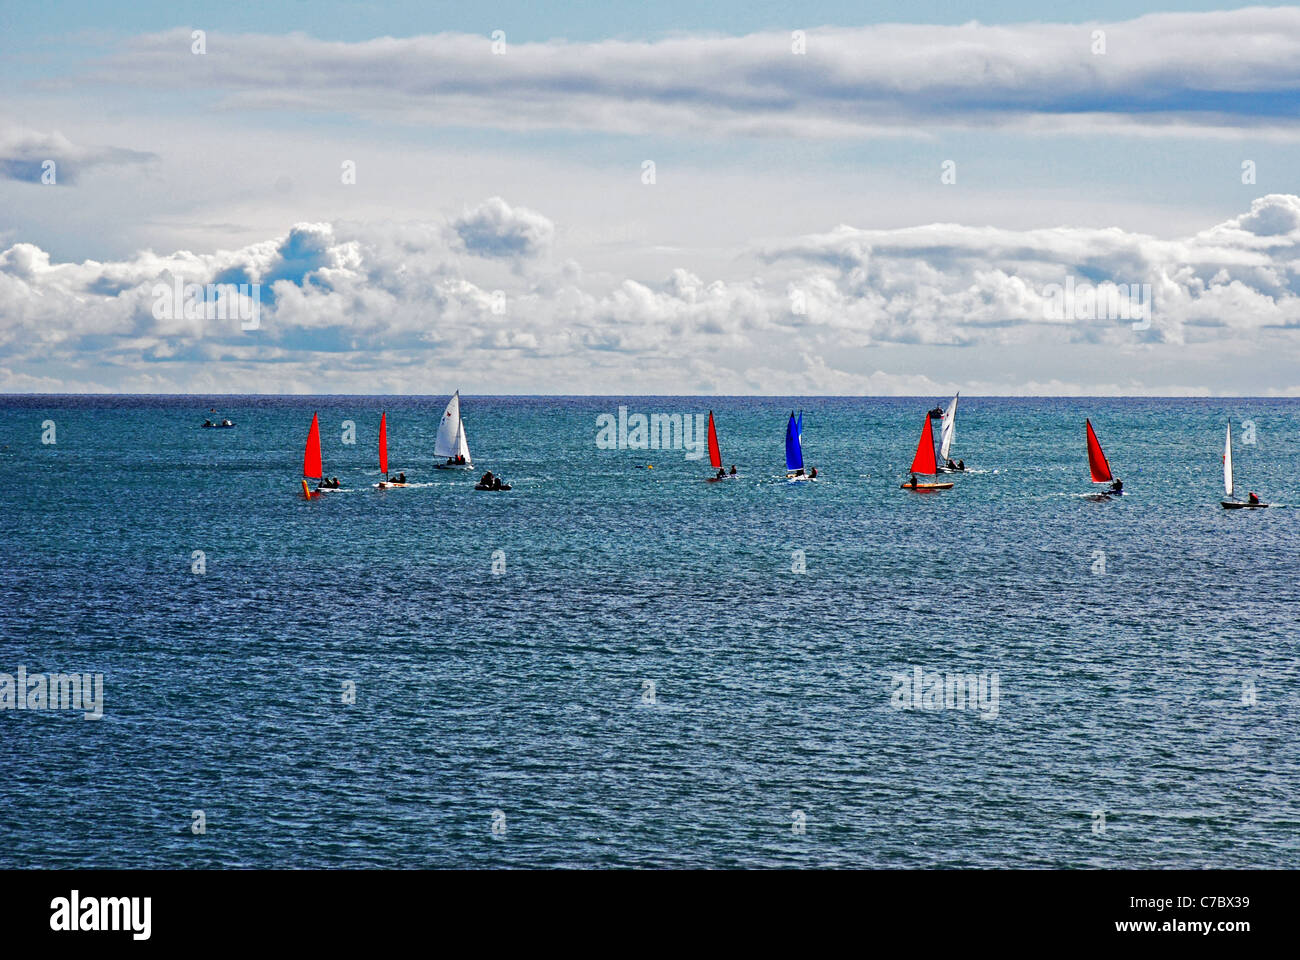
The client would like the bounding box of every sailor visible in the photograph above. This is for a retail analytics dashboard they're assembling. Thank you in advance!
[480,471,494,486]
[956,459,965,471]
[908,474,919,488]
[396,472,406,484]
[1110,479,1123,494]
[809,466,818,478]
[1248,491,1260,505]
[729,465,737,475]
[203,419,213,427]
[946,458,956,470]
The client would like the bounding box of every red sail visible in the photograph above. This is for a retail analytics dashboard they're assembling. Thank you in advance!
[707,411,722,469]
[303,412,323,480]
[378,412,388,475]
[1085,418,1112,482]
[910,416,938,474]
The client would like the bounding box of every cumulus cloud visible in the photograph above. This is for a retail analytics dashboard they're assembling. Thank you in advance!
[85,9,1300,137]
[3,195,1300,393]
[452,197,554,259]
[0,127,155,184]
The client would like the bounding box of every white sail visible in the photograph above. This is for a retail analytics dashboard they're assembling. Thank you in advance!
[456,416,472,465]
[939,393,959,461]
[1224,421,1233,497]
[434,392,461,458]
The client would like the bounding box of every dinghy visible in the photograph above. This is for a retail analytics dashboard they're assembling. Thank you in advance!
[433,391,473,469]
[300,412,326,498]
[936,393,963,471]
[705,411,736,481]
[1221,420,1267,508]
[784,411,816,480]
[375,412,408,488]
[900,416,953,490]
[1086,418,1124,495]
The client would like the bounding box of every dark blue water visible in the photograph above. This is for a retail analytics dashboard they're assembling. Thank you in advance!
[1,395,1297,868]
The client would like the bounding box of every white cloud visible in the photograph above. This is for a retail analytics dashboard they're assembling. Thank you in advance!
[3,195,1300,394]
[83,9,1300,138]
[0,127,155,184]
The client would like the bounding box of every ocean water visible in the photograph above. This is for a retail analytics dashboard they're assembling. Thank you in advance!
[1,395,1297,869]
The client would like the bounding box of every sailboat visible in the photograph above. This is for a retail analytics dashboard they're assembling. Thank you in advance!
[784,411,815,480]
[433,391,473,469]
[1222,420,1267,509]
[300,412,329,498]
[705,411,735,481]
[375,412,409,488]
[900,416,953,490]
[1085,418,1123,495]
[936,393,963,471]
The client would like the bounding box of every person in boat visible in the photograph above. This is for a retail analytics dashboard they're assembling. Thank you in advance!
[908,474,919,488]
[493,476,504,490]
[480,471,494,486]
[202,419,213,427]
[956,459,964,471]
[1248,491,1260,505]
[715,468,726,480]
[945,458,956,471]
[395,472,406,484]
[729,465,737,475]
[809,466,818,478]
[1109,479,1123,494]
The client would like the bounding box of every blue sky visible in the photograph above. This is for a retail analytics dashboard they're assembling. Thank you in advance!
[1,3,1298,394]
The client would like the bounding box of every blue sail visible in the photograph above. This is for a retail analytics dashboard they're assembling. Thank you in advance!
[785,412,804,471]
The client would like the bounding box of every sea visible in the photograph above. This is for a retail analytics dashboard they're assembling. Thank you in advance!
[1,395,1297,868]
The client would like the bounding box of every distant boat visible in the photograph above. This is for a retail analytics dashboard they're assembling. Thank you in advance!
[1085,418,1122,494]
[900,415,953,490]
[937,393,963,470]
[705,411,735,481]
[433,391,473,469]
[1222,420,1266,509]
[784,411,815,480]
[375,412,407,488]
[202,418,235,429]
[301,412,326,498]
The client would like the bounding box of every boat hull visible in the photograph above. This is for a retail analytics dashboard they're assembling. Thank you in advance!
[901,482,954,490]
[435,463,473,470]
[475,484,512,491]
[1222,500,1267,509]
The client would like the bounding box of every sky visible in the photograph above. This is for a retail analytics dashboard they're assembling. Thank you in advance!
[1,2,1299,395]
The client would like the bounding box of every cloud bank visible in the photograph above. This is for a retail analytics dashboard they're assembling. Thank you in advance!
[86,8,1300,137]
[3,194,1300,393]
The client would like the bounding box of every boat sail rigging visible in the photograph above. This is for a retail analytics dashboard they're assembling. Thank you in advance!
[434,391,473,468]
[301,412,324,498]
